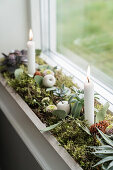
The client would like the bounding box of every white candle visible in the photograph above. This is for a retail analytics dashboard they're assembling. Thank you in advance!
[27,29,35,75]
[84,66,94,125]
[57,101,70,114]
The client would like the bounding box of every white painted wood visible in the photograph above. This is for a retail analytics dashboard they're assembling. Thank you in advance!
[0,75,82,170]
[49,0,56,51]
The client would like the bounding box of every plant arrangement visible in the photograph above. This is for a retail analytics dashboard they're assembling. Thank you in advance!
[0,50,27,73]
[1,49,113,170]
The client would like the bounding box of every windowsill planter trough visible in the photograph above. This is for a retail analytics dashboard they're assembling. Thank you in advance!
[0,74,82,170]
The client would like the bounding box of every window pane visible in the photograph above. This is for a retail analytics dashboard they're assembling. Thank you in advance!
[57,0,113,90]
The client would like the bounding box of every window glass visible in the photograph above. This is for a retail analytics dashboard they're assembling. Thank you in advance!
[57,0,113,89]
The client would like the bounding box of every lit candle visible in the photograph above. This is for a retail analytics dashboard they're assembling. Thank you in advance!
[27,29,35,75]
[84,66,94,125]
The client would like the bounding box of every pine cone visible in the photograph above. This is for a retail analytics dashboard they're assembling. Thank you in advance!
[90,120,109,135]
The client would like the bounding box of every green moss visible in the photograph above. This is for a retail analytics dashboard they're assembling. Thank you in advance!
[55,69,78,88]
[52,118,101,170]
[36,56,46,65]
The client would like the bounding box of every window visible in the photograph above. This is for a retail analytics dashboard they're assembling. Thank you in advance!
[40,0,113,110]
[57,0,113,90]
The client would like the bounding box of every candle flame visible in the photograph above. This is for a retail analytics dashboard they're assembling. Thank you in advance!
[29,29,33,41]
[87,65,90,83]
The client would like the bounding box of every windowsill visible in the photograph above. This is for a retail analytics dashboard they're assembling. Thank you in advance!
[40,51,113,112]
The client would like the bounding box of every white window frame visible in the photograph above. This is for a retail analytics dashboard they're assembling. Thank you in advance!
[31,0,113,111]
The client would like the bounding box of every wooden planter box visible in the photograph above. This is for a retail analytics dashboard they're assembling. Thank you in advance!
[0,75,82,170]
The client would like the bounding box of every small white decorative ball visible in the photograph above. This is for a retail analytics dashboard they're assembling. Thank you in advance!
[43,74,56,87]
[57,101,70,114]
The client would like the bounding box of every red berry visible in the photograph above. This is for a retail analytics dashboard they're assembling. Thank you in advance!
[34,71,41,76]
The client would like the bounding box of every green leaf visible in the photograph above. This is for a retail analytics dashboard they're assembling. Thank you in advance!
[71,101,78,115]
[77,122,91,135]
[69,99,77,104]
[93,156,113,167]
[106,161,113,170]
[71,102,82,119]
[52,110,67,119]
[96,102,109,123]
[46,86,56,92]
[63,87,71,96]
[62,84,65,90]
[14,68,23,79]
[75,103,82,116]
[34,75,43,86]
[97,129,113,147]
[102,163,109,170]
[90,145,113,150]
[40,121,62,132]
[93,153,109,159]
[93,150,113,154]
[68,94,76,104]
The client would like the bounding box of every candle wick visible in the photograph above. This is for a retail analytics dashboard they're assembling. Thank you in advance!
[87,77,90,83]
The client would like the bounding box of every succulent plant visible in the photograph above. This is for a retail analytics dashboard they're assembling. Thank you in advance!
[91,128,113,170]
[54,84,71,98]
[0,50,27,73]
[90,120,109,135]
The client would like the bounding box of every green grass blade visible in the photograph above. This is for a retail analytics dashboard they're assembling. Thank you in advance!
[90,145,112,150]
[77,122,91,135]
[106,160,113,170]
[93,150,113,154]
[46,86,56,92]
[97,128,113,147]
[93,156,113,167]
[40,121,62,132]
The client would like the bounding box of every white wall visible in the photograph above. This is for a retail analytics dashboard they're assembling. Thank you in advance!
[30,0,41,49]
[0,0,30,56]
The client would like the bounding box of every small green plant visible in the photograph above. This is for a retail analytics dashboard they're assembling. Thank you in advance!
[34,75,43,86]
[91,128,113,170]
[96,103,109,123]
[47,84,71,100]
[0,50,27,73]
[14,68,24,79]
[68,88,84,119]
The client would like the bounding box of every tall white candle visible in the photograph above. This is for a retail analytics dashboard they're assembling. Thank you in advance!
[84,66,94,125]
[27,29,35,75]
